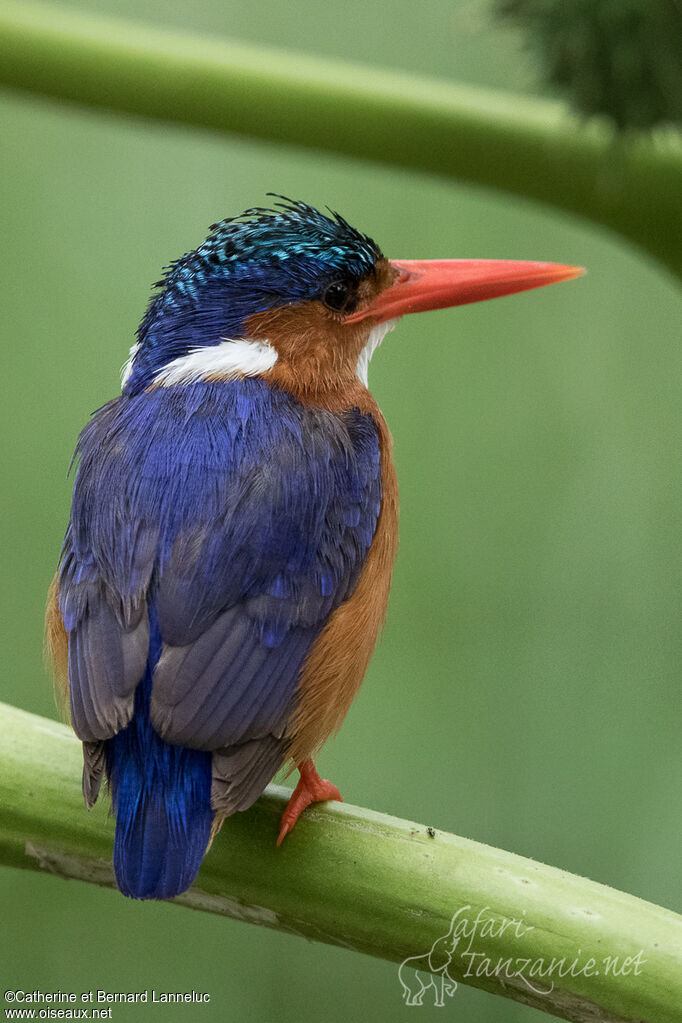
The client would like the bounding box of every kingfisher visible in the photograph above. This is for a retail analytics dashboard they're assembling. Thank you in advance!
[45,197,582,900]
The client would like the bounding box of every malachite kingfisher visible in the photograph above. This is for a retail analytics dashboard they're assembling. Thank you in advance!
[45,197,583,900]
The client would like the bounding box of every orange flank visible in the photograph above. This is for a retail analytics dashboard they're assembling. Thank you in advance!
[44,571,69,712]
[285,392,398,769]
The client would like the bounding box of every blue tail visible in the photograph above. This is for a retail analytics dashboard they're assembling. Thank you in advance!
[105,606,213,899]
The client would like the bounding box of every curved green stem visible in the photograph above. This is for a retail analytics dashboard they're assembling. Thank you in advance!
[1,702,681,1022]
[0,1,680,277]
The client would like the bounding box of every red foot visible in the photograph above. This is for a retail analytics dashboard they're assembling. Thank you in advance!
[276,759,342,846]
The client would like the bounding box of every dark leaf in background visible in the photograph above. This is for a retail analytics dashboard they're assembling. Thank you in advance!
[495,0,682,130]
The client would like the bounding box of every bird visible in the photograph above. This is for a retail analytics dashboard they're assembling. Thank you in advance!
[45,196,582,900]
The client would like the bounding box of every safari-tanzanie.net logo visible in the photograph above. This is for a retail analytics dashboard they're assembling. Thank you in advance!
[398,905,646,1007]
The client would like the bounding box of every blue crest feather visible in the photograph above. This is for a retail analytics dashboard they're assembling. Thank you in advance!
[126,197,382,392]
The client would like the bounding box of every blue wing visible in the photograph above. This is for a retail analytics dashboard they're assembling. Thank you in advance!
[60,377,382,812]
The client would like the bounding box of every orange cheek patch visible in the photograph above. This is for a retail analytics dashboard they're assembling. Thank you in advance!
[245,303,370,402]
[243,259,397,404]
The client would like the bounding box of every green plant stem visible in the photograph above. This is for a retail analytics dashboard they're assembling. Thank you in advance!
[1,702,680,1022]
[0,1,680,278]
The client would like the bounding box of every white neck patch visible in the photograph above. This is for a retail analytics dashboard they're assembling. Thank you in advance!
[356,319,396,388]
[120,342,140,388]
[150,338,278,387]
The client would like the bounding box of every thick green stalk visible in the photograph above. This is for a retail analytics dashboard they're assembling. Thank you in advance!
[0,1,680,277]
[1,701,680,1021]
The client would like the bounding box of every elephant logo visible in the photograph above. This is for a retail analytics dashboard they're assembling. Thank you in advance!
[398,914,460,1007]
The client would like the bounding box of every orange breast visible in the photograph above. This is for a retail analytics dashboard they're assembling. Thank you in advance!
[286,401,399,766]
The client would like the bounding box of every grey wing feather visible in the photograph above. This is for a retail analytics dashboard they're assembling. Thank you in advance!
[68,593,149,741]
[150,605,314,749]
[211,736,286,815]
[82,740,106,809]
[59,523,152,744]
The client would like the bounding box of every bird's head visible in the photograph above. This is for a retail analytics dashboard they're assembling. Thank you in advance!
[123,197,583,400]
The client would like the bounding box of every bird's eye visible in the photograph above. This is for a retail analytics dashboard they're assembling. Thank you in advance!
[323,279,354,313]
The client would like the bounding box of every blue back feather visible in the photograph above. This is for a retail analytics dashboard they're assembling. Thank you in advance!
[61,378,382,897]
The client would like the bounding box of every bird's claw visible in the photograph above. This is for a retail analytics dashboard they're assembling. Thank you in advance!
[276,759,342,846]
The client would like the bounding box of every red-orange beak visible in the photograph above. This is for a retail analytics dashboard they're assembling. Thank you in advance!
[345,259,585,325]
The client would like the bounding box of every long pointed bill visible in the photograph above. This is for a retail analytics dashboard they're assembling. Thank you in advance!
[345,259,585,325]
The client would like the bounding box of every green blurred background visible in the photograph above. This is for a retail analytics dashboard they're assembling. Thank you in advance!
[1,0,680,1020]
